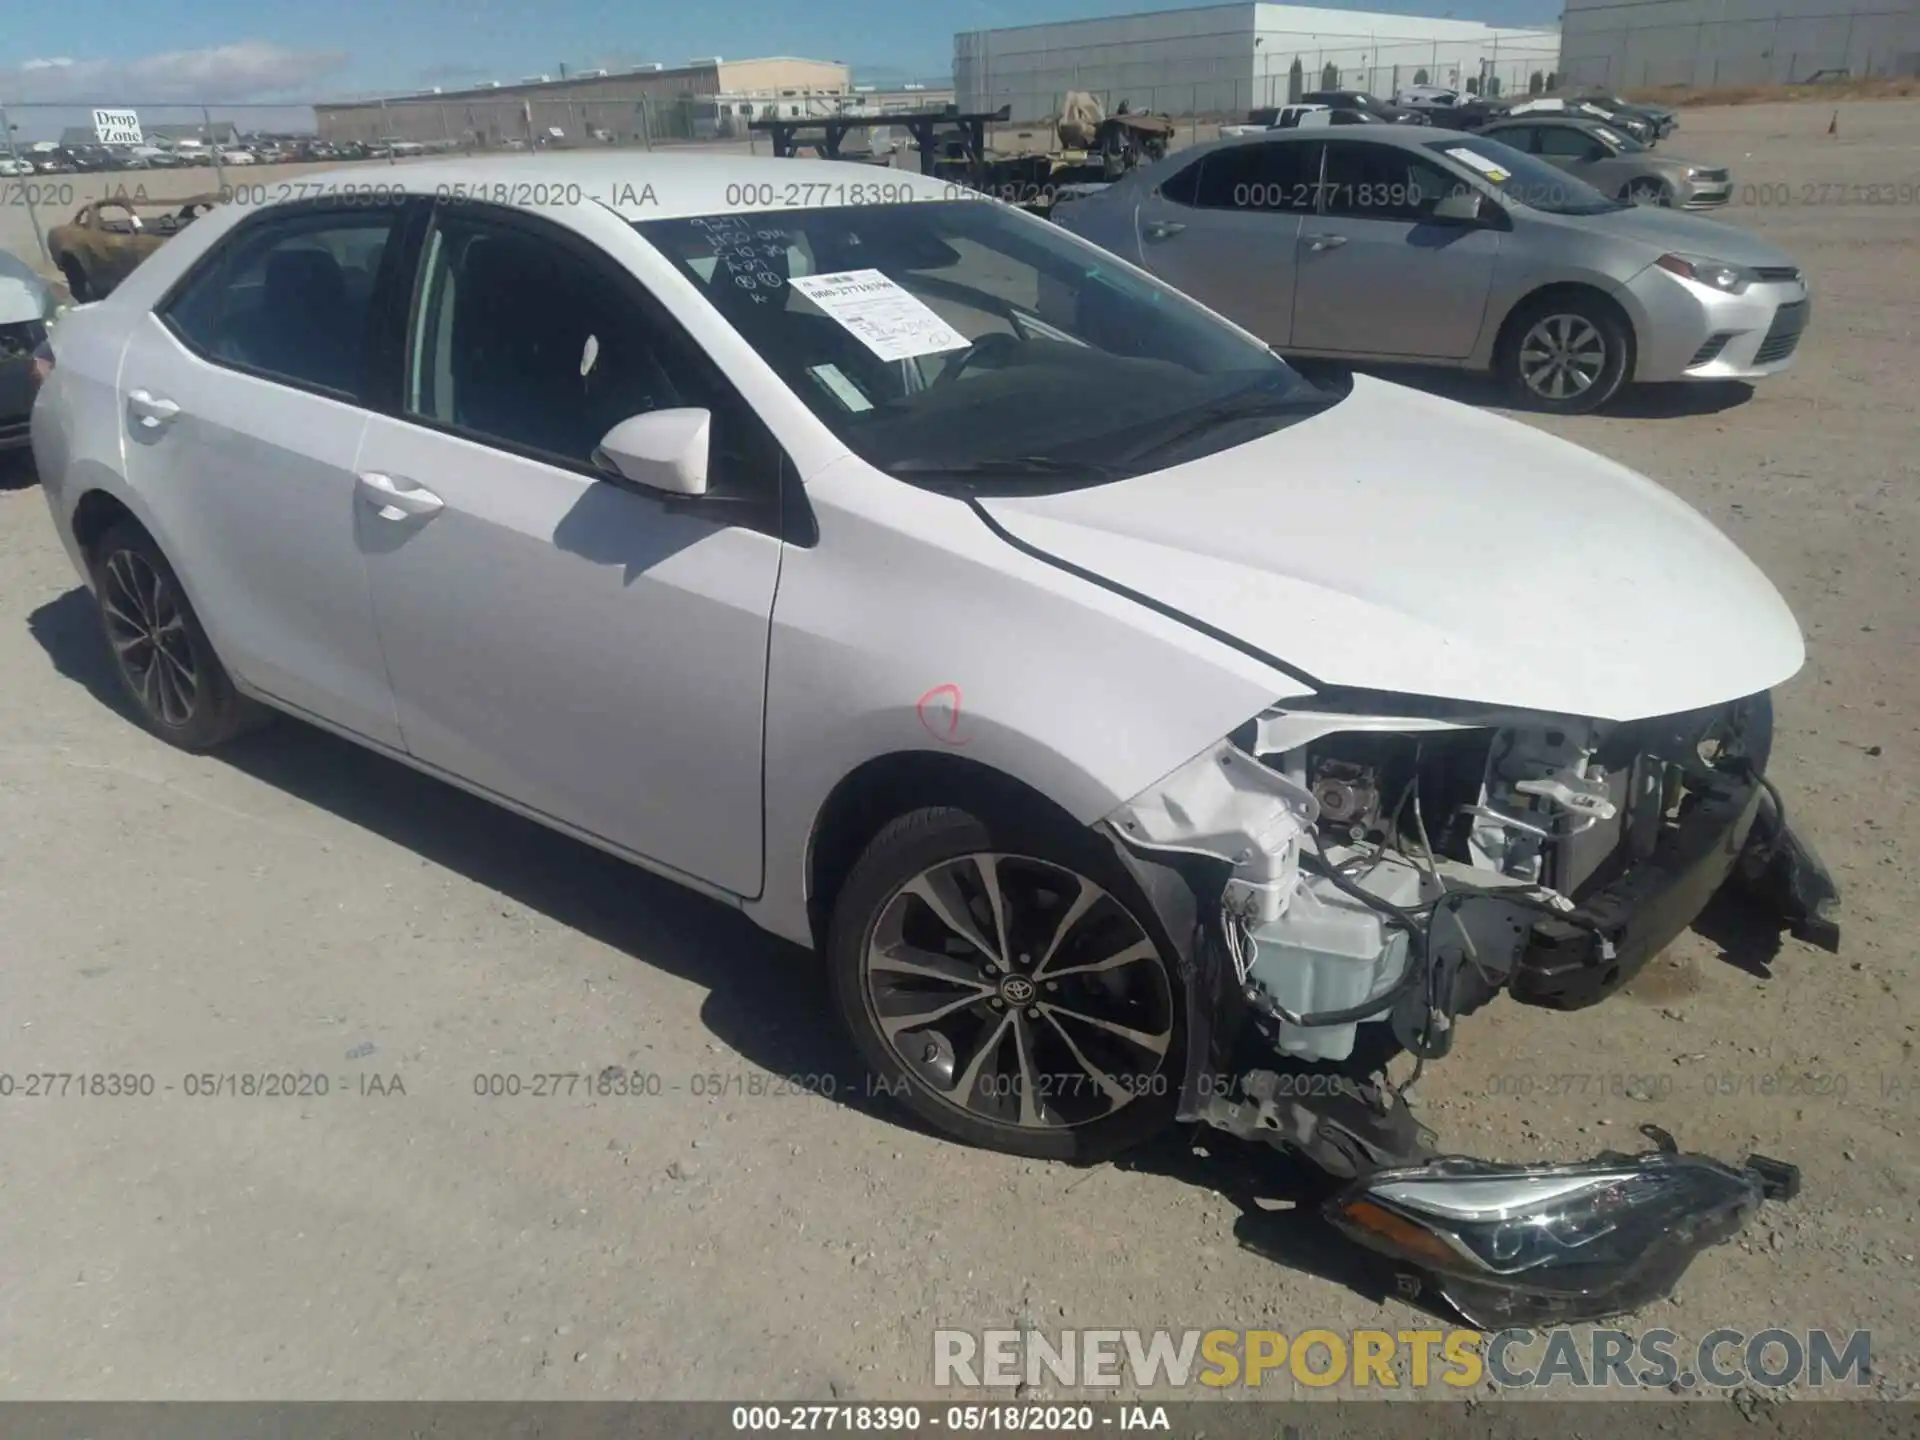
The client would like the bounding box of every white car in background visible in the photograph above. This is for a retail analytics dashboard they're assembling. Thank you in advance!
[1395,85,1463,111]
[29,155,1836,1325]
[1220,104,1334,137]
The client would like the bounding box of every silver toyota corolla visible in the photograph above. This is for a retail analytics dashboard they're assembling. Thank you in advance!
[1476,115,1730,209]
[1054,128,1809,413]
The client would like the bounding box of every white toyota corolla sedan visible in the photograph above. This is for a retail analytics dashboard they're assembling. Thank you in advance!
[32,156,1838,1290]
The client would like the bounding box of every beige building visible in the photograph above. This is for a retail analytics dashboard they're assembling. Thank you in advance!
[314,57,852,147]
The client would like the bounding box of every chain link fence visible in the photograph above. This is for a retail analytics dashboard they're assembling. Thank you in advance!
[0,92,801,272]
[959,29,1563,134]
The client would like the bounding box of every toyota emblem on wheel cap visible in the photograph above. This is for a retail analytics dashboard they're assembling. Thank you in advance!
[999,975,1037,1006]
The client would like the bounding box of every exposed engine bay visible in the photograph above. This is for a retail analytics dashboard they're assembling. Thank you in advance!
[1104,690,1839,1324]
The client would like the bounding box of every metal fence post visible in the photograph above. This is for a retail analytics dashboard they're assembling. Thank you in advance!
[0,102,50,267]
[379,99,395,161]
[204,106,226,195]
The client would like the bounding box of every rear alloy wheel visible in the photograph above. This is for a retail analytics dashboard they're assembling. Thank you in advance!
[89,521,261,751]
[58,259,94,303]
[1501,295,1632,414]
[829,806,1183,1161]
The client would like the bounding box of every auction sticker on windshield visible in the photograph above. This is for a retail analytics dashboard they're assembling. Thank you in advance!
[1445,147,1511,182]
[789,270,971,362]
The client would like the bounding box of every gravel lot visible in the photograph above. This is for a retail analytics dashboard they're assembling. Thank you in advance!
[0,99,1915,1405]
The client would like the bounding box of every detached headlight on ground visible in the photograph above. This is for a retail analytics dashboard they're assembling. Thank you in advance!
[1327,1144,1798,1327]
[1656,252,1757,294]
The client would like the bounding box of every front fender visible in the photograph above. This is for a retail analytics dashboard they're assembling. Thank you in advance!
[1475,266,1654,372]
[747,458,1310,947]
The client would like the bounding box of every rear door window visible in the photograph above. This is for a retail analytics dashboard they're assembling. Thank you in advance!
[1192,140,1324,213]
[161,207,400,400]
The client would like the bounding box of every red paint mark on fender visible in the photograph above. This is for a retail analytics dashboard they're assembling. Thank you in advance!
[916,683,969,746]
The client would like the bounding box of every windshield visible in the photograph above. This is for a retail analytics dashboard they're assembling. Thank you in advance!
[1423,136,1626,216]
[635,199,1333,490]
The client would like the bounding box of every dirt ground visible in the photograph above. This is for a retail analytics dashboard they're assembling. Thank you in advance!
[0,100,1916,1407]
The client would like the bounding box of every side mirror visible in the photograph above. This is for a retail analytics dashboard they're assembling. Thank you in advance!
[592,408,711,497]
[1430,191,1486,223]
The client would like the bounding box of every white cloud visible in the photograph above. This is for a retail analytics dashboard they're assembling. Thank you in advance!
[2,41,348,104]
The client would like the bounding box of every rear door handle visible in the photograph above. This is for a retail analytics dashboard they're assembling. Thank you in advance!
[1305,233,1349,252]
[356,471,444,520]
[126,388,180,429]
[1142,220,1187,240]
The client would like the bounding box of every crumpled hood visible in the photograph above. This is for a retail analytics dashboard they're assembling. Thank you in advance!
[977,375,1805,722]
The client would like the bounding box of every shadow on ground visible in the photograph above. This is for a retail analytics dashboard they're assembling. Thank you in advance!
[1117,1126,1461,1321]
[0,451,39,492]
[25,585,860,1097]
[25,581,1450,1321]
[1689,887,1787,978]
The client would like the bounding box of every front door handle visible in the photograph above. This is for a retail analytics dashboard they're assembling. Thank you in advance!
[126,388,180,429]
[1305,233,1349,252]
[1142,220,1187,241]
[357,471,444,521]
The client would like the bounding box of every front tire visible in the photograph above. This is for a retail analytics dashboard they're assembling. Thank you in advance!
[827,804,1185,1162]
[1498,292,1633,415]
[1623,178,1670,207]
[88,521,261,751]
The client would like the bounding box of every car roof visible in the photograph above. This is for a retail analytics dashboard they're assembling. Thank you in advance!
[1206,125,1432,154]
[251,152,965,222]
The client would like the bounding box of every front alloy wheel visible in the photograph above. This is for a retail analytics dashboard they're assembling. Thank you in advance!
[1519,314,1608,404]
[1501,293,1631,414]
[830,806,1183,1161]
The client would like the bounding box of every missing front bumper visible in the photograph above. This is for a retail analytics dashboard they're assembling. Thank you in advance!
[1511,765,1840,1010]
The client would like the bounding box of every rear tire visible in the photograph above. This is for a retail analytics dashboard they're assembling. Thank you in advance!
[87,521,263,751]
[827,803,1185,1162]
[1498,291,1633,415]
[57,258,93,303]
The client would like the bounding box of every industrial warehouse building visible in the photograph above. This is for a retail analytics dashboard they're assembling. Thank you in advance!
[314,57,877,147]
[955,3,1560,123]
[1558,0,1920,88]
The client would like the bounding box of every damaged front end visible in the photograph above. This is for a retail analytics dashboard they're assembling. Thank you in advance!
[1103,689,1838,1323]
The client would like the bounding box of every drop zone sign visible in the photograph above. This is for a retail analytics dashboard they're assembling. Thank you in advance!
[92,109,143,145]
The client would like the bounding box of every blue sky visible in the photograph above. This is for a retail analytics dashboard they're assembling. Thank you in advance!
[2,0,1564,109]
